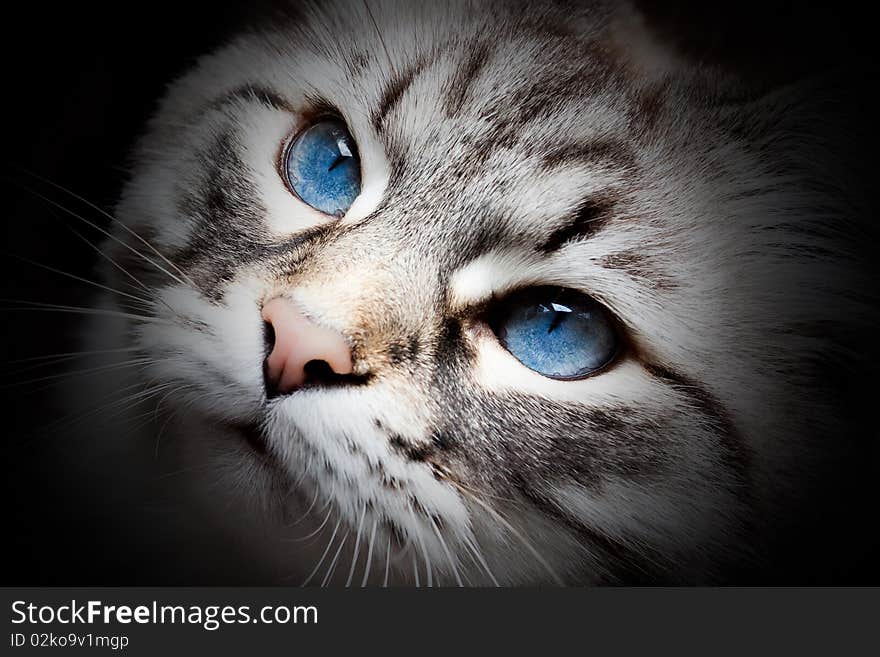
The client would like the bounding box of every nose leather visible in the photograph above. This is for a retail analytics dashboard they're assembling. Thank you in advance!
[261,297,353,394]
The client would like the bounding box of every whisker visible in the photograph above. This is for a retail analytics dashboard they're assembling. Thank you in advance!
[459,486,564,585]
[289,503,334,543]
[17,168,200,290]
[152,385,193,457]
[462,536,500,587]
[156,462,219,481]
[71,381,178,431]
[5,251,155,308]
[289,482,322,527]
[345,503,367,587]
[429,515,463,587]
[458,558,474,586]
[21,379,180,456]
[321,530,350,587]
[291,452,313,491]
[301,515,342,587]
[0,299,172,325]
[450,478,532,512]
[410,509,433,587]
[5,354,113,377]
[7,178,192,290]
[1,357,153,390]
[64,225,183,317]
[65,225,154,296]
[361,516,379,587]
[37,379,152,434]
[383,535,392,587]
[116,392,184,438]
[5,346,139,365]
[3,345,140,382]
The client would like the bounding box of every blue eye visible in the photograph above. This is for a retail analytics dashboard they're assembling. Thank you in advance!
[284,118,361,216]
[488,287,619,379]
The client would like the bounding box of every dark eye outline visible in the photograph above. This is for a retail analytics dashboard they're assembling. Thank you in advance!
[482,286,624,381]
[278,114,362,216]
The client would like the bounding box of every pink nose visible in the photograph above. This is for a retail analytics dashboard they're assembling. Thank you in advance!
[261,297,353,394]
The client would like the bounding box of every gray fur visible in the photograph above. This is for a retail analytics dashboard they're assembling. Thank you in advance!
[71,0,874,584]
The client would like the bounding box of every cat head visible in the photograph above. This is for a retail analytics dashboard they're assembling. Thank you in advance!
[96,0,866,584]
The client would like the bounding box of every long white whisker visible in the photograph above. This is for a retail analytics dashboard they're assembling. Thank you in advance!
[5,354,111,377]
[65,225,154,297]
[64,225,183,317]
[410,510,433,587]
[6,251,155,308]
[10,180,192,289]
[462,536,499,587]
[383,535,392,587]
[291,452,313,490]
[6,346,139,365]
[301,515,342,587]
[32,380,170,444]
[345,504,367,587]
[0,299,172,325]
[289,482,321,527]
[117,389,188,439]
[361,516,379,587]
[289,503,333,543]
[463,488,564,585]
[97,381,180,421]
[321,530,350,587]
[429,516,463,587]
[20,168,199,290]
[458,560,474,586]
[2,357,153,390]
[152,385,195,457]
[156,462,218,481]
[4,348,141,380]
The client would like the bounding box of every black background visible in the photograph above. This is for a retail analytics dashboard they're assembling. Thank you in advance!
[3,1,879,584]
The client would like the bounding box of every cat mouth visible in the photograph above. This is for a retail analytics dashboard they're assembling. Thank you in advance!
[262,357,371,399]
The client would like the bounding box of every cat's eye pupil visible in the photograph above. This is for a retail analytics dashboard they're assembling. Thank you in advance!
[488,287,618,380]
[284,118,361,215]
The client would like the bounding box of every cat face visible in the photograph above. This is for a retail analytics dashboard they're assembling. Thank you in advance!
[99,0,858,584]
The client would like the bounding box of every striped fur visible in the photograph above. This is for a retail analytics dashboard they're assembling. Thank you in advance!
[74,0,872,584]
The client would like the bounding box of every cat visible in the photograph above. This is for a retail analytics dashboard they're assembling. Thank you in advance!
[53,0,876,585]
